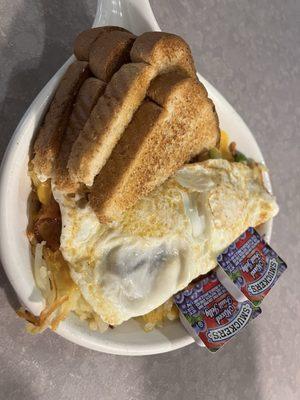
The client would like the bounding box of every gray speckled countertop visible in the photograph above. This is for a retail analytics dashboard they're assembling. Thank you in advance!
[0,1,299,399]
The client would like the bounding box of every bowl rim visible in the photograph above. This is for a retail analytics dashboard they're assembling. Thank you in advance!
[0,62,273,356]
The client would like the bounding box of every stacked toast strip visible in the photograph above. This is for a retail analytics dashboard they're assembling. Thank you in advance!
[32,26,134,183]
[88,31,136,81]
[90,72,219,222]
[32,61,90,181]
[67,63,156,186]
[68,32,198,187]
[32,27,220,222]
[74,26,130,61]
[130,32,196,77]
[54,78,106,192]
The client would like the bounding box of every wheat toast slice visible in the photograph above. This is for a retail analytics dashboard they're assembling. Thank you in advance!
[32,61,90,181]
[89,30,136,82]
[68,33,198,187]
[34,29,137,182]
[90,72,219,222]
[74,26,131,61]
[131,31,196,78]
[68,63,156,186]
[53,77,106,192]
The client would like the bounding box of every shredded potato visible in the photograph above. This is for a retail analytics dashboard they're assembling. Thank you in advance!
[22,132,249,334]
[19,242,110,333]
[20,239,177,333]
[138,299,179,332]
[23,190,176,333]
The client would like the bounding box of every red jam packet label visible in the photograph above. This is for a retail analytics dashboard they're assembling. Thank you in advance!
[174,272,261,352]
[217,227,287,304]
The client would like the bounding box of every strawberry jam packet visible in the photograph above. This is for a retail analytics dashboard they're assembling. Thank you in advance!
[217,227,287,305]
[174,272,261,352]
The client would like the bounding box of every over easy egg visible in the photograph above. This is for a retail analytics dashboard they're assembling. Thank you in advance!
[53,159,278,326]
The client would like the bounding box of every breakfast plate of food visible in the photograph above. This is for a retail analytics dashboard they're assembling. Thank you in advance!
[0,0,278,355]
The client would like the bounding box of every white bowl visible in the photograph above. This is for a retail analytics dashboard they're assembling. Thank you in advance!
[0,0,273,356]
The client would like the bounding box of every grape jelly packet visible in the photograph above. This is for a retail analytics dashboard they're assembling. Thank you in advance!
[217,227,287,304]
[174,272,261,352]
[174,228,286,351]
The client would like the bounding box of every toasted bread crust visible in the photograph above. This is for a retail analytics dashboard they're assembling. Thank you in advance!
[89,31,136,82]
[90,100,165,222]
[131,32,196,78]
[32,61,90,181]
[74,26,131,61]
[54,77,106,192]
[69,32,199,187]
[68,63,156,186]
[33,27,219,220]
[90,72,219,222]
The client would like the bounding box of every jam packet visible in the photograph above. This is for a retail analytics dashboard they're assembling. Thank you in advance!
[217,227,287,305]
[174,272,261,352]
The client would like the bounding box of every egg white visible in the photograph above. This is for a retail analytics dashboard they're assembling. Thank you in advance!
[53,159,278,326]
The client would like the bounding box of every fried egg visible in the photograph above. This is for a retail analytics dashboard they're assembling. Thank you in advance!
[53,159,278,326]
